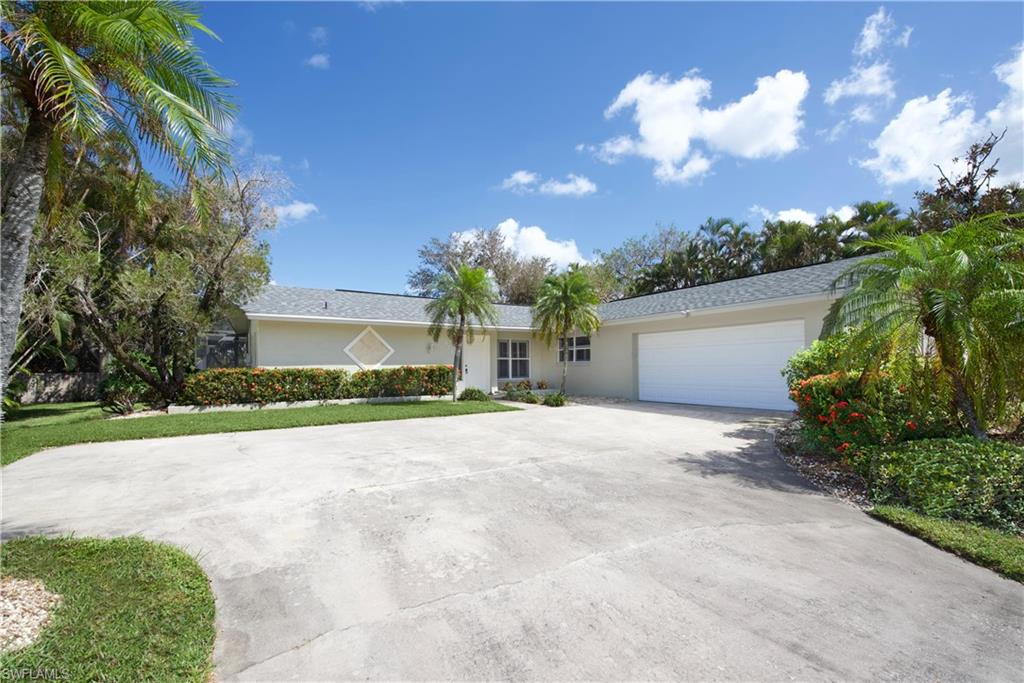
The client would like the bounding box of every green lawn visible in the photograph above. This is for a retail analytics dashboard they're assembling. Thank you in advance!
[870,505,1024,583]
[0,537,215,681]
[1,400,516,466]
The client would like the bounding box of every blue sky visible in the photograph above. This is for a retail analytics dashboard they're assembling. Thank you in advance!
[194,1,1024,292]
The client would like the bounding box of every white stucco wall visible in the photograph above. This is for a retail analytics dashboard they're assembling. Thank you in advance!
[247,295,832,398]
[560,296,832,399]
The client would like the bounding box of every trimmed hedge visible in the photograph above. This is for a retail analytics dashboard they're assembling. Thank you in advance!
[855,438,1024,533]
[179,365,452,406]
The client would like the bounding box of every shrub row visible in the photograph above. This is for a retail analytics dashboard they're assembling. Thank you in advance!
[179,365,453,406]
[856,438,1024,533]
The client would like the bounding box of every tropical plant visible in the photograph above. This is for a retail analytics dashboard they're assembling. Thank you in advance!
[532,267,601,394]
[32,164,274,404]
[426,265,499,401]
[824,214,1024,437]
[0,0,234,397]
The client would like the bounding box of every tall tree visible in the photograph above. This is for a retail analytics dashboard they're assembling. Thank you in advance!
[30,162,275,405]
[824,214,1024,438]
[912,131,1024,233]
[426,265,499,401]
[0,0,234,396]
[408,228,552,304]
[531,267,601,395]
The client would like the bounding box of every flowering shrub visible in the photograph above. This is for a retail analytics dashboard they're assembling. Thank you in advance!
[789,372,902,456]
[790,370,957,457]
[347,365,451,398]
[179,365,451,405]
[855,438,1024,533]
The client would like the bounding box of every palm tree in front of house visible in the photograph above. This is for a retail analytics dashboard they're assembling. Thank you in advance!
[426,265,499,401]
[532,267,601,395]
[824,213,1024,438]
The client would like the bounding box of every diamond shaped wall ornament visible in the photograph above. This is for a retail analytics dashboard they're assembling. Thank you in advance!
[344,326,394,368]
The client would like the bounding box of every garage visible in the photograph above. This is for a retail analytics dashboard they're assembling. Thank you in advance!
[637,319,806,410]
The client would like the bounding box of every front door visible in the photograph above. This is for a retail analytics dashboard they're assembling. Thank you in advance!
[461,336,490,392]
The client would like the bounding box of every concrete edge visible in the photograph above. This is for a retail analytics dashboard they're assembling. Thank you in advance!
[168,395,450,414]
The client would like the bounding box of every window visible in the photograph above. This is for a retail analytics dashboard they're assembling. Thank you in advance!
[498,340,529,380]
[559,336,591,363]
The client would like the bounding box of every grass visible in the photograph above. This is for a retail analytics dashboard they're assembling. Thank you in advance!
[1,400,517,466]
[0,537,215,681]
[870,505,1024,583]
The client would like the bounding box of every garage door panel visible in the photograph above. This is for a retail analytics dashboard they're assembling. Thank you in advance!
[637,320,805,410]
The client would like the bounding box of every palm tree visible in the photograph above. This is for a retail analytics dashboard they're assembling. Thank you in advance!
[824,214,1024,438]
[426,265,499,401]
[532,267,601,395]
[0,0,234,396]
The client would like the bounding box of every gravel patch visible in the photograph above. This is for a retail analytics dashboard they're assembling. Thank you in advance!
[0,576,62,653]
[773,418,872,509]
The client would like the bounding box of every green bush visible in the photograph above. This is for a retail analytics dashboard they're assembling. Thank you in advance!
[179,365,452,405]
[99,354,157,414]
[781,328,870,388]
[855,438,1024,533]
[458,387,491,402]
[790,370,955,457]
[543,392,566,407]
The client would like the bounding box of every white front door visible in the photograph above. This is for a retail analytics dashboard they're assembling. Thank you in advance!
[637,320,805,410]
[461,336,490,392]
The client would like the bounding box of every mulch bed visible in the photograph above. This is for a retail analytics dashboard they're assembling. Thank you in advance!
[773,418,872,509]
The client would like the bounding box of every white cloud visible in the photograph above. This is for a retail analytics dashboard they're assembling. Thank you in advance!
[310,26,328,46]
[254,153,283,164]
[861,46,1023,186]
[305,53,330,69]
[273,201,319,222]
[749,204,857,225]
[223,121,254,156]
[599,69,809,184]
[456,219,585,269]
[897,26,913,48]
[826,205,857,222]
[499,170,597,197]
[775,208,818,225]
[850,104,876,123]
[500,170,539,193]
[824,62,895,105]
[539,173,597,197]
[494,218,586,268]
[855,7,896,57]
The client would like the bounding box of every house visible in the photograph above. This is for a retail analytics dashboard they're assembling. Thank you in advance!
[224,258,862,411]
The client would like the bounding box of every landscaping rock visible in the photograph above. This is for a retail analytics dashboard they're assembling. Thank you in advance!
[0,576,62,652]
[774,418,872,509]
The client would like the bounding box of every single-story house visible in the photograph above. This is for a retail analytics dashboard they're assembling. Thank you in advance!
[217,258,862,411]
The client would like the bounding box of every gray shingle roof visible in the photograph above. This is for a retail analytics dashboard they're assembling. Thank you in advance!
[241,286,535,328]
[598,257,866,322]
[242,257,867,328]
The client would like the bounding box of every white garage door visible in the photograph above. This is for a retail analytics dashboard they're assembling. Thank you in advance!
[637,319,805,410]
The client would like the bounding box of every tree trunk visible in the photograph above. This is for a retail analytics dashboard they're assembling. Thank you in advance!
[452,317,465,402]
[561,332,568,395]
[1,109,54,400]
[932,334,986,439]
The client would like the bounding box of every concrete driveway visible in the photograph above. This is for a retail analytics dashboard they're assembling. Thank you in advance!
[2,402,1022,681]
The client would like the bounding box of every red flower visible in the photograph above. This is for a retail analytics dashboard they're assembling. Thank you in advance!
[835,401,849,409]
[905,420,917,431]
[836,442,851,453]
[848,412,864,419]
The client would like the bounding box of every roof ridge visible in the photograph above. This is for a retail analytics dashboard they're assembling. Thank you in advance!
[603,255,865,304]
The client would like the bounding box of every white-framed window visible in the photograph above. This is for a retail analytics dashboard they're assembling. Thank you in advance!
[559,336,591,363]
[498,339,529,380]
